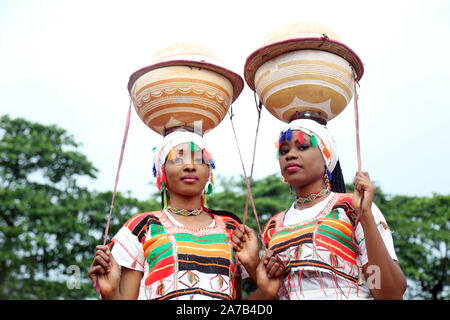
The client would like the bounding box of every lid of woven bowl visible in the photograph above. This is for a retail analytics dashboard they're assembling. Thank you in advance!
[244,21,364,91]
[128,43,244,102]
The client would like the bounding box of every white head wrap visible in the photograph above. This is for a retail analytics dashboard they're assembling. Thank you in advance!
[153,130,214,178]
[280,119,338,172]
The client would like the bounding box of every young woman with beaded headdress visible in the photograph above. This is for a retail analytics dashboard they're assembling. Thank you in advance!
[231,114,407,300]
[88,127,281,300]
[87,39,285,300]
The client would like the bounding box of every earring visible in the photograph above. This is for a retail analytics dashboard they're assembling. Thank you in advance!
[323,168,332,191]
[202,183,212,208]
[161,186,170,209]
[202,168,214,208]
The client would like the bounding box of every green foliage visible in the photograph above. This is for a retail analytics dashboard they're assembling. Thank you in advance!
[346,183,448,299]
[379,193,449,299]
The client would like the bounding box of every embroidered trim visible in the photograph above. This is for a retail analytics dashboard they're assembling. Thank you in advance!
[111,237,145,269]
[296,188,330,205]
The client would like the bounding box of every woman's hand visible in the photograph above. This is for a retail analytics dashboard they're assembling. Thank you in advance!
[88,245,121,299]
[231,224,260,272]
[352,171,407,299]
[255,249,282,299]
[263,249,285,279]
[352,171,376,217]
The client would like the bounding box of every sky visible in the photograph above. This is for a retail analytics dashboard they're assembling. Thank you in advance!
[1,0,449,201]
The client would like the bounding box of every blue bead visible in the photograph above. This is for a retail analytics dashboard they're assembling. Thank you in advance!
[327,169,332,182]
[286,128,292,141]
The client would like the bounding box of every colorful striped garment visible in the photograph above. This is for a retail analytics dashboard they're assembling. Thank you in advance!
[111,208,241,300]
[263,192,396,300]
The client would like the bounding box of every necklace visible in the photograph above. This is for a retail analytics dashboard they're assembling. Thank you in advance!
[296,188,330,205]
[166,206,203,217]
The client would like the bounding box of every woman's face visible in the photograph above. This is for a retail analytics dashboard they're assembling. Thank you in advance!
[163,142,210,197]
[278,130,326,188]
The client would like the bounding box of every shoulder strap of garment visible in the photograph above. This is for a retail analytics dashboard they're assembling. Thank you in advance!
[330,193,358,228]
[124,211,165,243]
[262,211,285,248]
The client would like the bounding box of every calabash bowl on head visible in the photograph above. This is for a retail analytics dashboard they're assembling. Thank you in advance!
[244,21,364,124]
[128,43,244,136]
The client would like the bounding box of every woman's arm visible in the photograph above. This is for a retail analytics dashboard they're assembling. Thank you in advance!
[104,266,143,300]
[231,225,261,282]
[231,226,283,299]
[245,250,282,300]
[353,171,407,300]
[88,245,143,300]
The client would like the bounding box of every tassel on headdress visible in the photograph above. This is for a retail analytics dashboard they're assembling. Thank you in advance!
[323,146,331,160]
[279,131,286,145]
[209,168,214,186]
[156,174,162,191]
[202,148,211,161]
[286,128,292,141]
[189,141,198,152]
[202,147,216,169]
[310,134,318,147]
[297,130,304,144]
[161,166,167,184]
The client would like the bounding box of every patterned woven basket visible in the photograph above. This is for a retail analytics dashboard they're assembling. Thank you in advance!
[244,22,364,123]
[128,43,244,135]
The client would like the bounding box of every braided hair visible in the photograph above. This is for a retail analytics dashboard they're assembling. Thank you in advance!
[330,160,346,193]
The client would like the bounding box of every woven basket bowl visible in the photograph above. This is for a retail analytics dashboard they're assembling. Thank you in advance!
[128,43,243,135]
[245,22,363,123]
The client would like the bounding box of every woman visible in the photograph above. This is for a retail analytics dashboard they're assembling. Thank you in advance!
[88,129,278,300]
[232,118,407,300]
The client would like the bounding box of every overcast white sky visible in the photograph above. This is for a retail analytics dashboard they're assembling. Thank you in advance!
[1,0,449,200]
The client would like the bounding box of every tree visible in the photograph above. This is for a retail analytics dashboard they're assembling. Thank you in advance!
[380,194,449,299]
[0,115,159,299]
[347,182,449,299]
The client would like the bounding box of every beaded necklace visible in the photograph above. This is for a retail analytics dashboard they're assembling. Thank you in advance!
[296,188,330,205]
[296,170,332,206]
[166,206,203,216]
